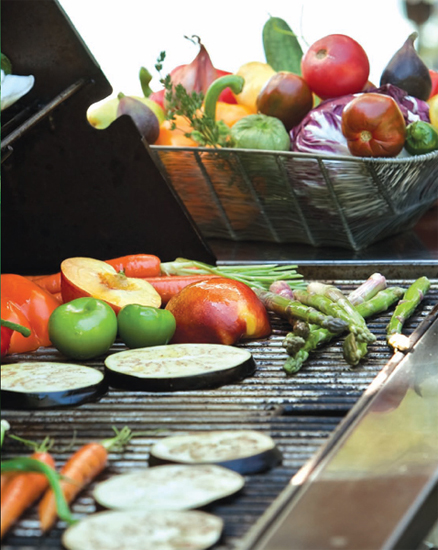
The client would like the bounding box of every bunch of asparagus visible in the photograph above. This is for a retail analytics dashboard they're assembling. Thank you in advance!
[255,274,431,374]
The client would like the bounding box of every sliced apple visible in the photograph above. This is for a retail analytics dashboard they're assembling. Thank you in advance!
[61,257,161,312]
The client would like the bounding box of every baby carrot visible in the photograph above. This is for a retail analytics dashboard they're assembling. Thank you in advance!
[105,254,161,278]
[1,437,55,539]
[142,274,220,304]
[38,426,132,533]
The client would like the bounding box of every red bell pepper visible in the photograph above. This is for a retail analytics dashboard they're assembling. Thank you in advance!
[1,274,60,354]
[1,318,32,359]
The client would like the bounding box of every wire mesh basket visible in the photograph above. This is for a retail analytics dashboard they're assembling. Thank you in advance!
[151,146,438,251]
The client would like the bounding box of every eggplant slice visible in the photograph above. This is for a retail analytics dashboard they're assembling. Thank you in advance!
[93,464,245,511]
[104,343,256,391]
[1,362,106,409]
[62,509,224,550]
[149,430,282,474]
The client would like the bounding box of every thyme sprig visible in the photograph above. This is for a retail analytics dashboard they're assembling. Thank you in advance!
[155,52,232,148]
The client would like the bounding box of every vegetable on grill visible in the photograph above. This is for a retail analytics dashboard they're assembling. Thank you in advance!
[93,464,244,511]
[62,509,224,550]
[254,289,348,333]
[1,362,106,409]
[104,344,255,392]
[387,276,431,351]
[1,436,55,539]
[283,286,406,374]
[149,430,282,474]
[294,287,375,343]
[1,318,31,360]
[38,426,132,533]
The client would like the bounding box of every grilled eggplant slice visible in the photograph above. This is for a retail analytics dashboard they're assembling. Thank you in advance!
[149,430,282,474]
[1,362,106,409]
[93,464,245,511]
[62,509,224,550]
[104,343,255,391]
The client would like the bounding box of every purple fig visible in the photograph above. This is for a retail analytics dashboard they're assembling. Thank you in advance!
[380,32,432,101]
[116,94,160,144]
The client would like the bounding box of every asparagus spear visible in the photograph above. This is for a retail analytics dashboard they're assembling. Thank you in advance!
[284,286,407,374]
[254,289,348,333]
[347,273,387,306]
[293,288,375,344]
[387,276,431,351]
[306,282,376,344]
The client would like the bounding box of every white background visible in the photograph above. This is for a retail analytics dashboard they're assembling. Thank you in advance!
[58,0,436,103]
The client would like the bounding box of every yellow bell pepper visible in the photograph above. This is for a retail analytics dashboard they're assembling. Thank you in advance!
[428,94,438,130]
[234,62,276,112]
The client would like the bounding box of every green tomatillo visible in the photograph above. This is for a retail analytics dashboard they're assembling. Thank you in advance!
[48,297,118,360]
[117,304,176,349]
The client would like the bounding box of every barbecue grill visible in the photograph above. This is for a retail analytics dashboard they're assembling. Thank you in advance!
[2,1,438,549]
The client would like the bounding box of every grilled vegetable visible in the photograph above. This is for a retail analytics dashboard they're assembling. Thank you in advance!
[104,344,255,392]
[284,286,406,374]
[1,362,106,409]
[149,430,282,474]
[294,287,375,343]
[387,276,431,351]
[1,437,55,539]
[48,297,118,360]
[346,273,387,305]
[62,509,224,550]
[93,464,244,511]
[254,289,348,333]
[117,304,176,348]
[38,426,132,532]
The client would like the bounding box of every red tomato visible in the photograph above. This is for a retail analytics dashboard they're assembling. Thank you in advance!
[341,93,406,157]
[301,34,370,100]
[429,70,438,98]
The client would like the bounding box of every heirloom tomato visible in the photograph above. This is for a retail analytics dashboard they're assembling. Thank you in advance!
[301,34,370,100]
[341,93,406,157]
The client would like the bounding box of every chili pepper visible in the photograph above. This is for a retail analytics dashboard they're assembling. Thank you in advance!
[1,458,76,528]
[38,426,132,532]
[1,274,60,352]
[1,436,55,539]
[404,120,438,155]
[1,318,31,360]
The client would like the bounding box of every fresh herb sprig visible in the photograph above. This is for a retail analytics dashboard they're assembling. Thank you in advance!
[155,52,232,148]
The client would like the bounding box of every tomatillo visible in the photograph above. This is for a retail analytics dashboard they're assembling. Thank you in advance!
[117,304,176,348]
[48,297,118,360]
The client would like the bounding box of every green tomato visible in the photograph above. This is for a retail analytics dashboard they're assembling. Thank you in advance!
[117,304,176,349]
[230,113,291,151]
[48,298,118,360]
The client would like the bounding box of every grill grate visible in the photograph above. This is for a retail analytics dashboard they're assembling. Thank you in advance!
[2,280,437,550]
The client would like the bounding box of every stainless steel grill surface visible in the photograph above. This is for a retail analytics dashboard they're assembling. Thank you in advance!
[2,279,437,550]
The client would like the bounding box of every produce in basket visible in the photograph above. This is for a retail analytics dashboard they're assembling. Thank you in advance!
[380,32,432,101]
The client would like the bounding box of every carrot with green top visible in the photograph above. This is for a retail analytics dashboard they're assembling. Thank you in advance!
[1,436,55,539]
[38,426,132,533]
